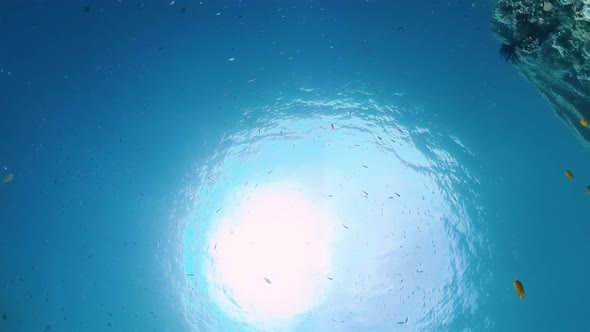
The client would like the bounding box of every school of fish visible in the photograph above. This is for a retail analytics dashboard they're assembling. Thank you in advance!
[4,117,590,302]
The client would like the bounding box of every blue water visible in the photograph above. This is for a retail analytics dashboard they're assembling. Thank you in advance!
[2,1,590,331]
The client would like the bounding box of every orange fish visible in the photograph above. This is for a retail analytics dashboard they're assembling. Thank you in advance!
[514,279,525,299]
[565,170,574,179]
[581,118,588,127]
[2,173,13,183]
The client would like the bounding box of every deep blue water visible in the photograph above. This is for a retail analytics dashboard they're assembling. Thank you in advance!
[1,1,590,331]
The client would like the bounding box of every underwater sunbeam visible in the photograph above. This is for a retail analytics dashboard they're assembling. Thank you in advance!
[210,183,335,323]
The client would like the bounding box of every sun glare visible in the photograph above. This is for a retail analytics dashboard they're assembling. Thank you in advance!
[209,183,335,324]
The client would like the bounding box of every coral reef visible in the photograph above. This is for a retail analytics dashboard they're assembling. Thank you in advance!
[492,0,590,148]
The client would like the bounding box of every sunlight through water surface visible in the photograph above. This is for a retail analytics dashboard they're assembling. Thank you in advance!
[170,86,490,331]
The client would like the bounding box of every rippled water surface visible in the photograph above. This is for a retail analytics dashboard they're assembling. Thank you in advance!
[171,89,491,331]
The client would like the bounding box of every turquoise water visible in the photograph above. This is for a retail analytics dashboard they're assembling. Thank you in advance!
[1,1,590,331]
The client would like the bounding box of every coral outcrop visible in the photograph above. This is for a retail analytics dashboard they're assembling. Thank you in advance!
[493,0,590,148]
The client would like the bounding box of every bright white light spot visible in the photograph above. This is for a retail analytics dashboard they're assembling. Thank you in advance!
[209,182,335,324]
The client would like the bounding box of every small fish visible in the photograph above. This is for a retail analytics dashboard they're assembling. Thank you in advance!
[395,192,400,197]
[565,170,574,179]
[248,78,256,83]
[514,279,525,299]
[264,277,272,284]
[186,273,195,277]
[216,208,221,213]
[361,190,368,197]
[377,136,382,140]
[343,224,348,229]
[542,1,553,11]
[268,170,272,174]
[397,317,408,324]
[581,118,588,127]
[331,123,335,130]
[214,242,217,250]
[326,277,333,280]
[362,165,368,168]
[2,173,13,183]
[328,194,333,197]
[586,186,590,196]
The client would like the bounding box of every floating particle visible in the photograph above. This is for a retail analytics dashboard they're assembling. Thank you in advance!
[565,170,574,179]
[227,57,235,61]
[248,78,256,83]
[169,1,175,5]
[581,118,588,127]
[264,278,272,284]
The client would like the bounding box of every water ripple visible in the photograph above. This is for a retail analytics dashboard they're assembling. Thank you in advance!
[170,86,491,331]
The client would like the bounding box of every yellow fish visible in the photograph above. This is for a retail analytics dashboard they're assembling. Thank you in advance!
[2,173,13,183]
[514,279,525,299]
[565,170,574,179]
[581,118,588,127]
